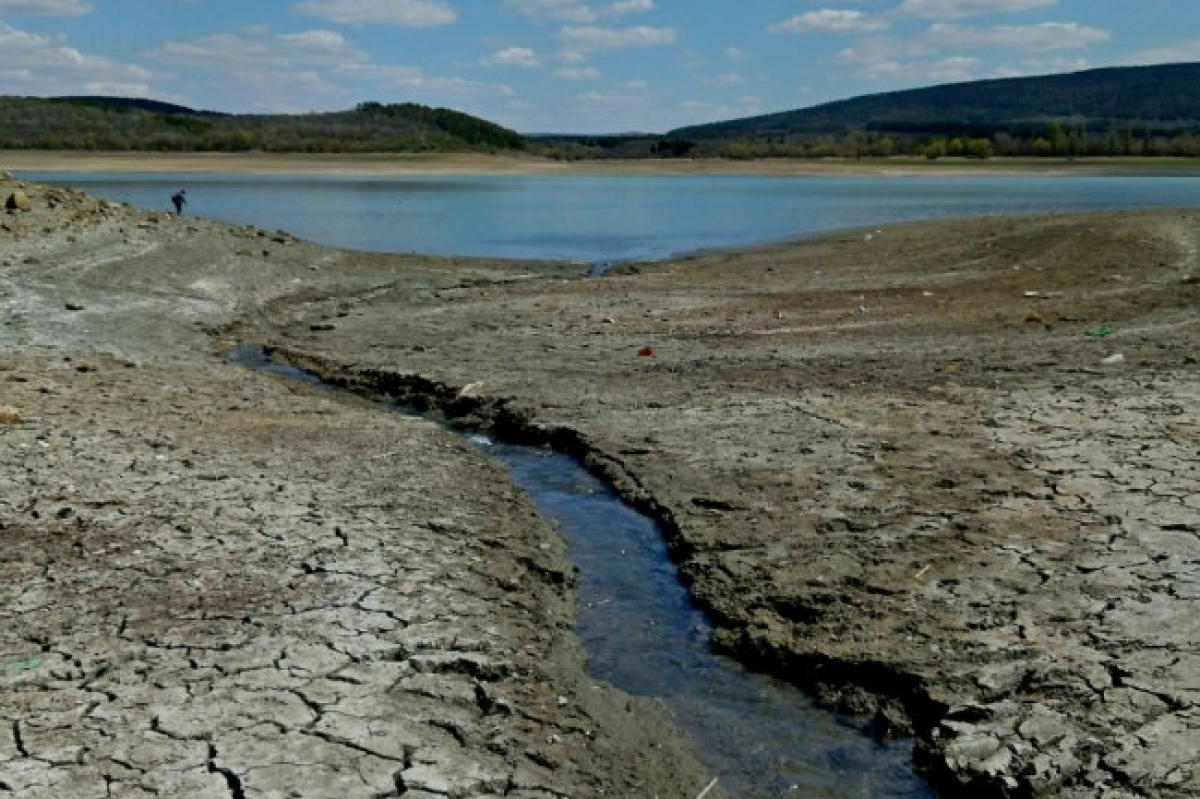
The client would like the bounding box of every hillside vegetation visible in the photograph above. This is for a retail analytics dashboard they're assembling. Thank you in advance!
[0,97,526,153]
[7,64,1200,161]
[539,63,1200,161]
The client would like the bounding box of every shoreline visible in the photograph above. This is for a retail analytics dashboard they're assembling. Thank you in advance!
[5,148,1200,176]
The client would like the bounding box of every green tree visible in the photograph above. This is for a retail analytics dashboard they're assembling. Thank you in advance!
[1047,123,1068,156]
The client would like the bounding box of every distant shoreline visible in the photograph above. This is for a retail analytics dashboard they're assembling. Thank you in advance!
[5,149,1200,177]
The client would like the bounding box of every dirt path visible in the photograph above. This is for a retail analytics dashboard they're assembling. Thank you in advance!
[3,172,1198,798]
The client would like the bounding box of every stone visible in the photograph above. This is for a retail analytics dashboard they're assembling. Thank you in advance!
[5,191,33,212]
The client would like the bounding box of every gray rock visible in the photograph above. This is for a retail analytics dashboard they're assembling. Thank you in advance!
[5,190,32,212]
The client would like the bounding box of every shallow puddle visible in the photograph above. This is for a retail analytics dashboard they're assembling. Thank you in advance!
[230,345,935,798]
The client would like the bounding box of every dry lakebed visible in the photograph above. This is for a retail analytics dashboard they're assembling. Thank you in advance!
[1,171,1197,798]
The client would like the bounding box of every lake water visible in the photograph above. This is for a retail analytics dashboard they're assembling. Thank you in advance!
[20,171,1198,267]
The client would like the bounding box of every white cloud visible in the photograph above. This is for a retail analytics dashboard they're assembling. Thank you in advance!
[568,83,669,131]
[831,16,1105,85]
[833,34,934,80]
[148,26,517,114]
[846,57,905,80]
[0,21,154,96]
[156,28,366,70]
[679,95,766,125]
[769,9,889,35]
[505,0,597,23]
[81,80,155,95]
[702,72,746,88]
[554,65,601,79]
[927,22,1109,51]
[0,0,91,15]
[485,46,541,68]
[1117,38,1200,66]
[332,63,426,84]
[280,29,356,53]
[503,0,654,23]
[835,35,932,66]
[293,0,457,27]
[558,48,588,64]
[608,0,653,15]
[390,74,515,101]
[559,24,676,52]
[897,0,1056,20]
[927,55,981,81]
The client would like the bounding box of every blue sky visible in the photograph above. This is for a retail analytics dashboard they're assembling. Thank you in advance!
[1,0,1197,133]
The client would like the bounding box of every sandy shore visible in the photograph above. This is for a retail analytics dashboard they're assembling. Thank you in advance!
[6,149,1200,176]
[3,173,1198,798]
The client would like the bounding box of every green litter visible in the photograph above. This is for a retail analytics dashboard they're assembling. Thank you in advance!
[1085,325,1114,338]
[3,657,42,675]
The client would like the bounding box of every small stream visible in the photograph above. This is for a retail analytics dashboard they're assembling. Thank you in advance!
[230,345,935,799]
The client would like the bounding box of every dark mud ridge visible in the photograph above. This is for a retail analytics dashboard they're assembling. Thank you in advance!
[258,344,961,797]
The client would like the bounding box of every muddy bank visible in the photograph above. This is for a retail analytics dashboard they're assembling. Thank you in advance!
[235,208,1199,798]
[0,176,711,798]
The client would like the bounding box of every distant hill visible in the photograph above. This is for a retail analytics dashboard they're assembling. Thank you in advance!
[0,96,525,153]
[662,63,1200,159]
[52,96,210,116]
[672,63,1200,139]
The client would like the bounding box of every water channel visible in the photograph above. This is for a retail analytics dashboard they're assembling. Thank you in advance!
[229,345,935,799]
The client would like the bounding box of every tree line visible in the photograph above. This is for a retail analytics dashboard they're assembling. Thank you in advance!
[531,122,1200,162]
[0,97,526,153]
[645,63,1200,162]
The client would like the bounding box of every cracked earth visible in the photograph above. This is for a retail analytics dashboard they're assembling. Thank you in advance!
[243,205,1199,798]
[1,176,706,798]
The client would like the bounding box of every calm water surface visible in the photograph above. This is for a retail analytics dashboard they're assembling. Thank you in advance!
[21,172,1198,266]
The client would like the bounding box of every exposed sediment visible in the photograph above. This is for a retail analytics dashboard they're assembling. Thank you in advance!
[3,172,1198,798]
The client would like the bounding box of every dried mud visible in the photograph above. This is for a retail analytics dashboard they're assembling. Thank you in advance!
[3,172,1198,798]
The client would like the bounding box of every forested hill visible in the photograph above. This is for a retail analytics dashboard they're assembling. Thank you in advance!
[0,96,526,153]
[665,63,1200,158]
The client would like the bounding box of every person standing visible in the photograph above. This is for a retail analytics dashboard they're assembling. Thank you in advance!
[171,189,187,215]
